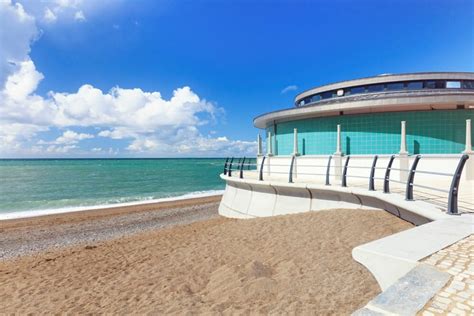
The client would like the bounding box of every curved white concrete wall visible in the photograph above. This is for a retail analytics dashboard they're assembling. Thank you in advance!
[218,174,454,225]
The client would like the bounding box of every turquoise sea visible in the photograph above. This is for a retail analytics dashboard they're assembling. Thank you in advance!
[0,158,242,217]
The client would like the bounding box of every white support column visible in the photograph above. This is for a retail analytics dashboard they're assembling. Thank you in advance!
[463,119,473,181]
[399,121,409,182]
[464,119,473,154]
[267,131,273,156]
[335,124,342,155]
[293,128,300,156]
[399,121,408,155]
[257,134,262,156]
[333,124,342,180]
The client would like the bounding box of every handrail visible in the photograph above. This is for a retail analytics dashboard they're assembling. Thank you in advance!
[239,157,246,179]
[447,154,469,214]
[289,155,296,183]
[369,155,378,191]
[223,157,229,175]
[222,153,470,215]
[342,156,350,187]
[259,156,266,181]
[413,183,450,193]
[228,157,234,177]
[405,155,421,200]
[414,170,453,177]
[383,155,396,193]
[325,155,332,185]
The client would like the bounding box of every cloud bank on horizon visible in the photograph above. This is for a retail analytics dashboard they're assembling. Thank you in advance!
[0,0,256,157]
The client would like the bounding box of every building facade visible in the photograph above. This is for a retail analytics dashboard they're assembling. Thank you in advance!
[254,72,474,156]
[219,72,473,224]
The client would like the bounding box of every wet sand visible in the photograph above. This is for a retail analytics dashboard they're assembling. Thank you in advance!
[0,198,413,314]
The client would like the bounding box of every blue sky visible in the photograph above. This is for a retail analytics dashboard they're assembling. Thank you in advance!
[1,0,473,157]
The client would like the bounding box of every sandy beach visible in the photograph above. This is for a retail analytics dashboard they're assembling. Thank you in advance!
[0,197,413,314]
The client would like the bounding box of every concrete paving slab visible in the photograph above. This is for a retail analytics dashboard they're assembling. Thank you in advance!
[369,264,450,315]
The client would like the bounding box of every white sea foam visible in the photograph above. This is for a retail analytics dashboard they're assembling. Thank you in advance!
[0,190,224,221]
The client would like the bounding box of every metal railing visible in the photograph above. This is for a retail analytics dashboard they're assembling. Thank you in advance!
[222,154,470,215]
[223,157,258,179]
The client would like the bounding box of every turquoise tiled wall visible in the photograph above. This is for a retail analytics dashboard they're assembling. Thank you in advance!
[268,110,473,155]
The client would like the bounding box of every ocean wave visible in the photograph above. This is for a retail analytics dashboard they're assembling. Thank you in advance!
[0,190,224,221]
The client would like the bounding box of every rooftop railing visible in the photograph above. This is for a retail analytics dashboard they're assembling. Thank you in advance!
[223,154,469,215]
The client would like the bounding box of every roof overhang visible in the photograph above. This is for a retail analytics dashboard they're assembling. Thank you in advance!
[254,91,474,129]
[295,72,474,105]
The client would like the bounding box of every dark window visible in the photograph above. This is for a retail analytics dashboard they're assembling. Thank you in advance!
[446,81,461,89]
[406,81,423,90]
[320,91,333,99]
[423,81,436,89]
[350,86,366,94]
[367,84,384,92]
[462,80,474,89]
[423,80,445,89]
[386,82,404,91]
[311,94,322,102]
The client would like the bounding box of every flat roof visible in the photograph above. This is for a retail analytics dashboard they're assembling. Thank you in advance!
[295,72,474,105]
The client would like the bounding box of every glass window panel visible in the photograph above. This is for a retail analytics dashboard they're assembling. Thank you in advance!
[462,81,474,89]
[311,94,322,102]
[350,86,366,94]
[435,81,445,89]
[446,81,461,88]
[423,81,436,89]
[320,91,333,99]
[423,81,445,89]
[386,82,404,90]
[406,81,423,90]
[367,84,384,92]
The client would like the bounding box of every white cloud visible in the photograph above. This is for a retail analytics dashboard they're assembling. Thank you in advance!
[43,7,57,23]
[0,0,256,157]
[46,144,77,153]
[281,85,298,94]
[54,0,82,9]
[0,0,38,89]
[55,130,94,144]
[16,0,98,25]
[74,10,85,21]
[4,59,43,100]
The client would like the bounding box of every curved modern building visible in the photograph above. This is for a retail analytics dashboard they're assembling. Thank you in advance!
[255,72,473,155]
[219,72,474,300]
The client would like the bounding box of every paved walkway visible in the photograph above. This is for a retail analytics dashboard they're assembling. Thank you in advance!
[421,234,474,315]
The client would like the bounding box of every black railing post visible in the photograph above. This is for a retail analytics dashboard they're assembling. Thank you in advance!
[228,157,234,177]
[369,155,378,191]
[289,155,296,183]
[223,157,229,175]
[325,155,332,185]
[447,154,469,215]
[239,157,246,179]
[405,155,421,201]
[259,156,266,181]
[383,155,395,193]
[342,156,350,187]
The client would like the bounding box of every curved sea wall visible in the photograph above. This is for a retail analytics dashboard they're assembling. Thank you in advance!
[218,174,453,226]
